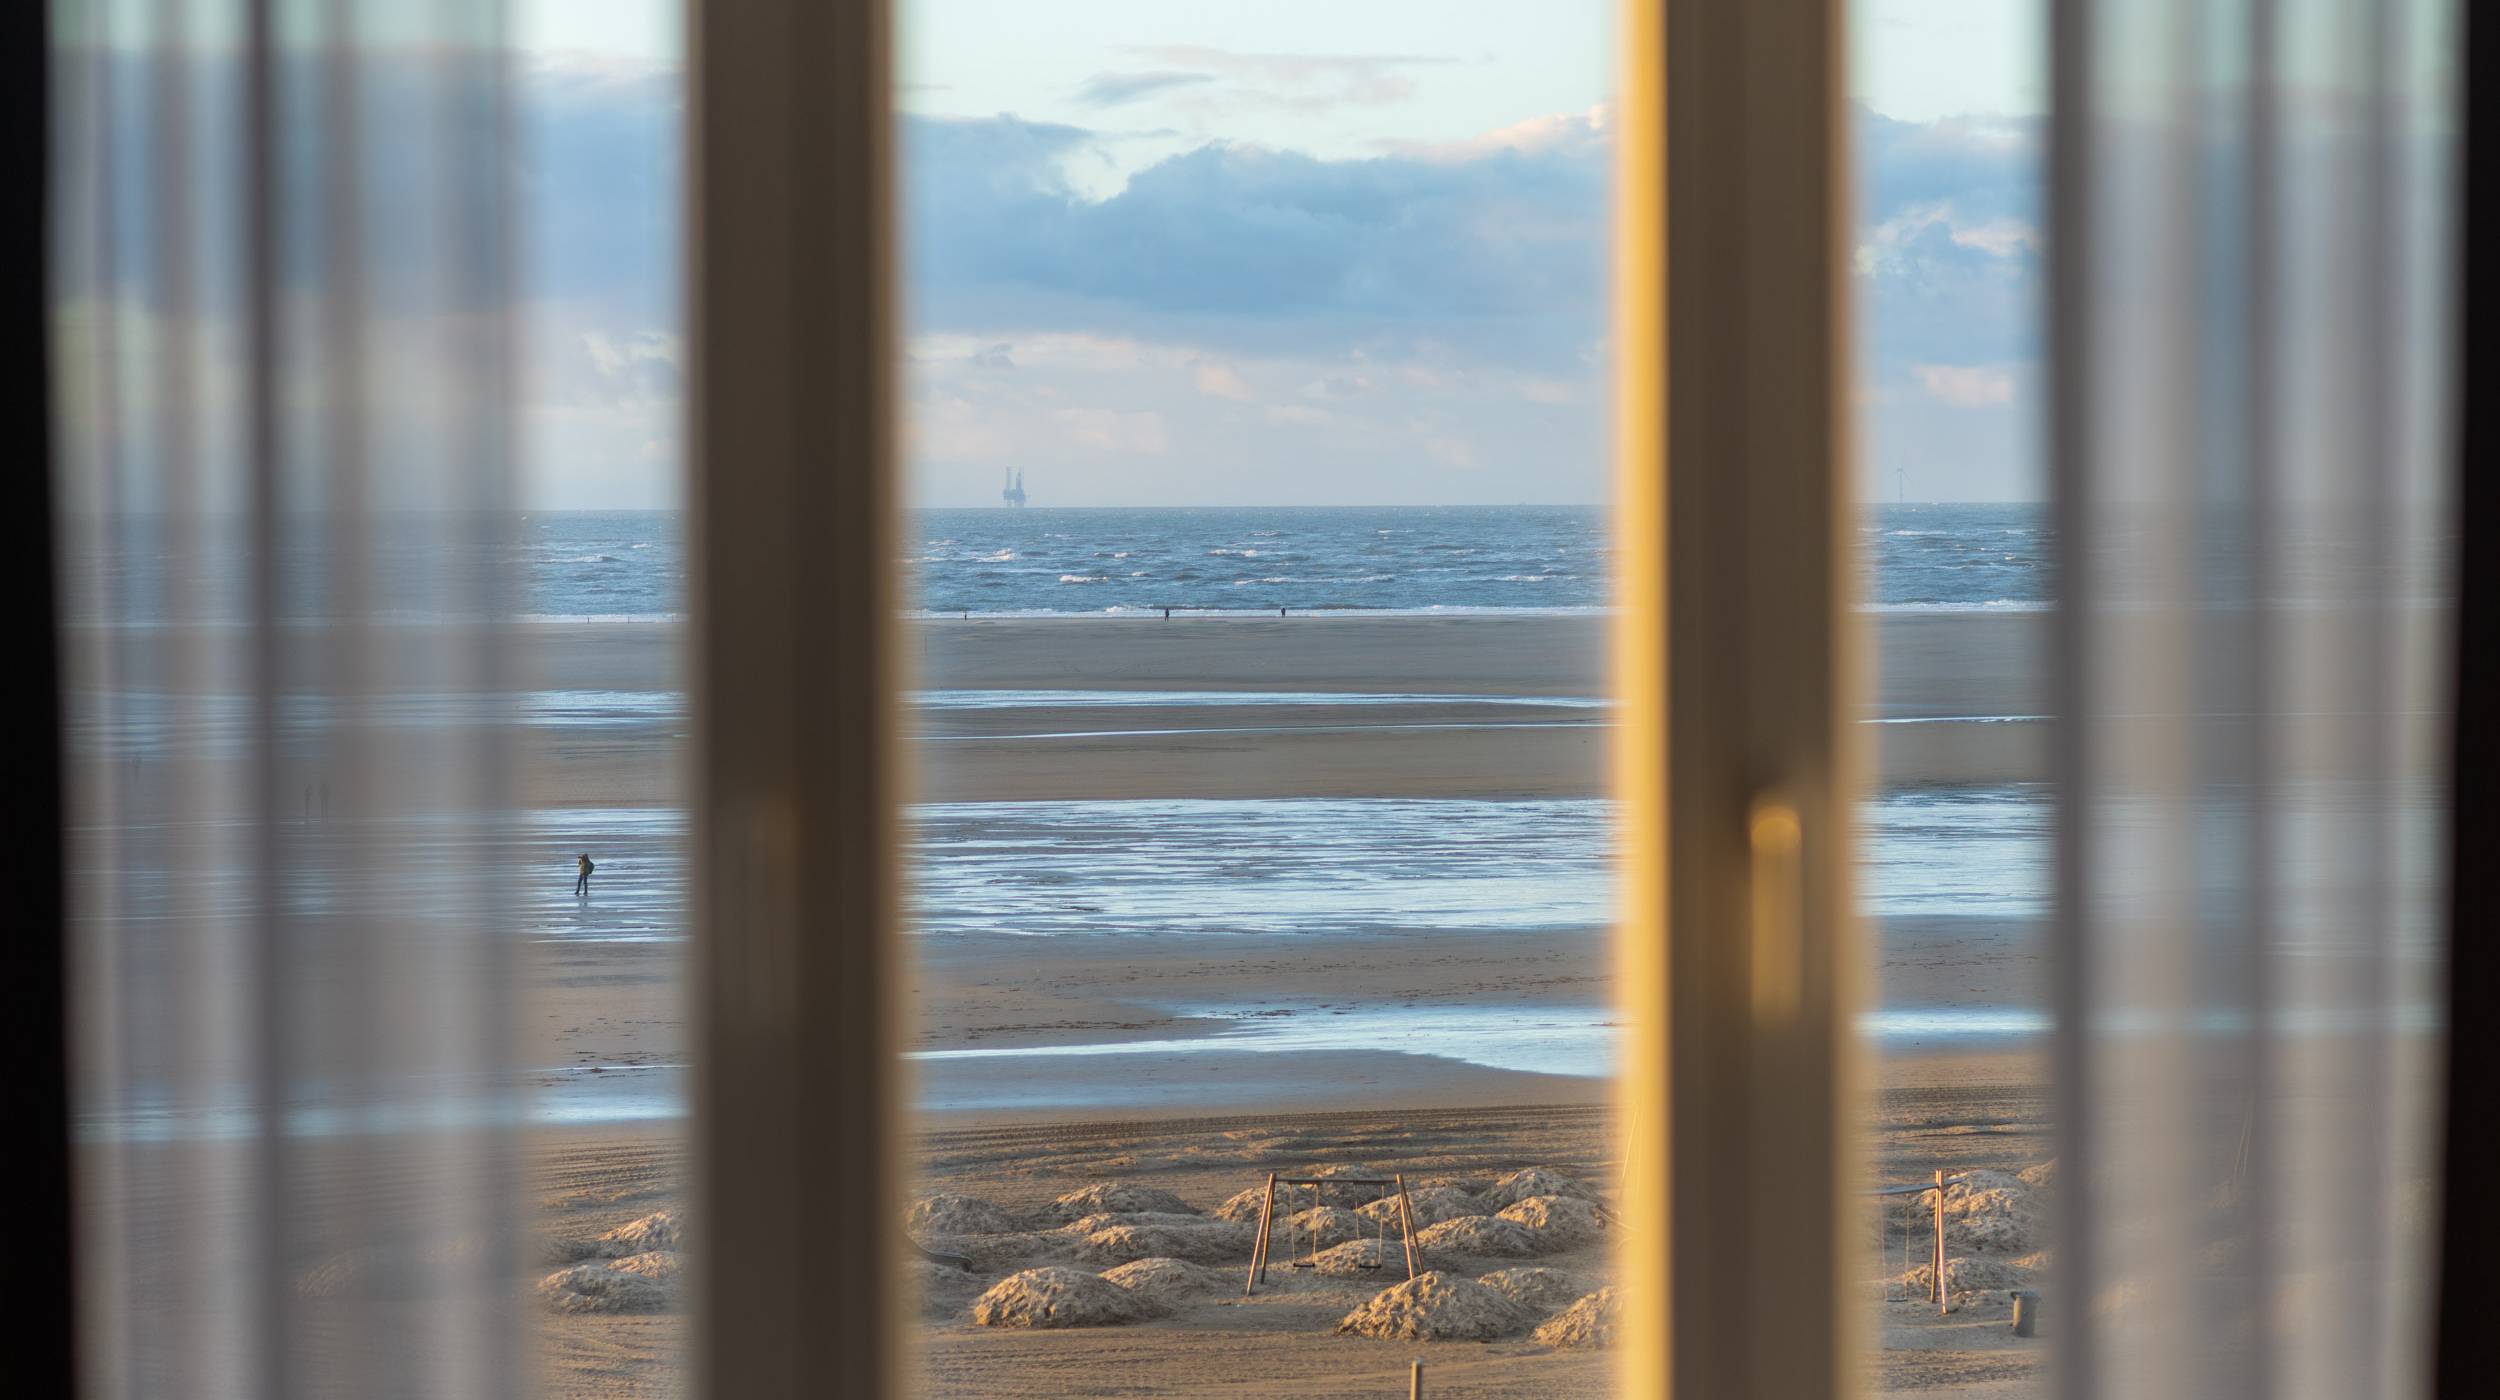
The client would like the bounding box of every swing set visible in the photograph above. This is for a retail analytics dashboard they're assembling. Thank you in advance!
[1240,1171,1422,1296]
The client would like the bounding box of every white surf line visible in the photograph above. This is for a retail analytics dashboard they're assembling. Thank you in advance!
[912,689,1611,709]
[917,719,1609,742]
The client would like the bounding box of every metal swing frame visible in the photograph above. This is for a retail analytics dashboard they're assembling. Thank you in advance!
[1241,1171,1422,1295]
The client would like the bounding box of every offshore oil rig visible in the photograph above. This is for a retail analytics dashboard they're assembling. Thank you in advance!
[1000,468,1028,508]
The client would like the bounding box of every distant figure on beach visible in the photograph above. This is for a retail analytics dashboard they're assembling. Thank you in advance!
[575,853,595,897]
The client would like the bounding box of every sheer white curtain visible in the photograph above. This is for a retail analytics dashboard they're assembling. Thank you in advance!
[53,3,524,1395]
[2051,1,2456,1397]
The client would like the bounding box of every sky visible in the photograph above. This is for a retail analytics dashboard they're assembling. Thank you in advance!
[515,0,2044,508]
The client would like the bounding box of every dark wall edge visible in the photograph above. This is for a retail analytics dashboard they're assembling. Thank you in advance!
[2439,7,2497,1396]
[3,2,74,1393]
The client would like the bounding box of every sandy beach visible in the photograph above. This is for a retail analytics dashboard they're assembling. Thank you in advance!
[479,612,2057,1394]
[521,1051,2053,1399]
[69,611,2060,1395]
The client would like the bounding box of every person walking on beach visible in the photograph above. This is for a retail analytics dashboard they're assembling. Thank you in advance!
[575,852,595,897]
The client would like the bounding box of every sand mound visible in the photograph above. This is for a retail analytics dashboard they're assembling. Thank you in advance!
[1308,1239,1405,1276]
[1100,1256,1233,1301]
[1045,1182,1198,1223]
[1061,1210,1212,1237]
[1423,1174,1495,1198]
[907,1193,1023,1236]
[973,1266,1165,1329]
[1533,1287,1622,1349]
[590,1211,682,1258]
[912,1229,1078,1272]
[1898,1254,2031,1299]
[1496,1195,1607,1246]
[1337,1270,1532,1342]
[1476,1267,1589,1316]
[1930,1171,2044,1254]
[1076,1216,1253,1265]
[1282,1206,1368,1249]
[1212,1187,1271,1222]
[1416,1215,1540,1258]
[537,1251,681,1315]
[1483,1167,1596,1210]
[2017,1159,2057,1189]
[911,1257,988,1323]
[1359,1186,1484,1229]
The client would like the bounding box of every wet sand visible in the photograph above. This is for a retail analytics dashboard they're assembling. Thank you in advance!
[63,611,2062,1395]
[509,609,2052,1131]
[499,613,2049,803]
[505,612,2057,1395]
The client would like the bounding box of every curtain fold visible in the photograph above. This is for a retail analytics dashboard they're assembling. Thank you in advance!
[2050,1,2457,1396]
[54,3,524,1395]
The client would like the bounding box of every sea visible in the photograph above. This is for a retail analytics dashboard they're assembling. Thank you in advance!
[484,502,2045,621]
[72,503,2061,1133]
[53,502,2052,624]
[519,504,2052,1115]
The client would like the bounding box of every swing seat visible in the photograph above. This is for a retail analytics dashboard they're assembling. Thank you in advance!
[1244,1172,1421,1298]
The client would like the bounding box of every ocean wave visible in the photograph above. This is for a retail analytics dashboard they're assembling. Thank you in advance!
[1057,574,1110,584]
[1228,574,1397,585]
[900,604,1617,619]
[551,554,619,564]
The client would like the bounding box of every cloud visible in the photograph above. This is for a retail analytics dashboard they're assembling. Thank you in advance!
[1118,45,1454,113]
[1910,363,2017,407]
[584,329,679,391]
[1856,202,2037,271]
[1848,104,2045,498]
[285,70,2058,505]
[1946,217,2039,258]
[901,111,1607,370]
[1387,105,1610,163]
[1302,374,1373,399]
[1053,407,1169,454]
[1075,70,1216,107]
[1264,403,1335,426]
[1850,104,2041,372]
[1191,362,1255,401]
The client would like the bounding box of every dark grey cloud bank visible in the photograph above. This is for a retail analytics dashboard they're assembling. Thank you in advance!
[503,75,2043,497]
[901,112,1608,368]
[1855,106,2042,370]
[900,104,2039,389]
[67,55,2039,425]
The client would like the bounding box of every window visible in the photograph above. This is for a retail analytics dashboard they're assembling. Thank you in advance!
[42,4,2470,1398]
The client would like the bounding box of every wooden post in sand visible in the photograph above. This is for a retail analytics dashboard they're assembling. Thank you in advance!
[1931,1169,1947,1313]
[1410,1359,1423,1398]
[1394,1173,1421,1280]
[1244,1171,1279,1295]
